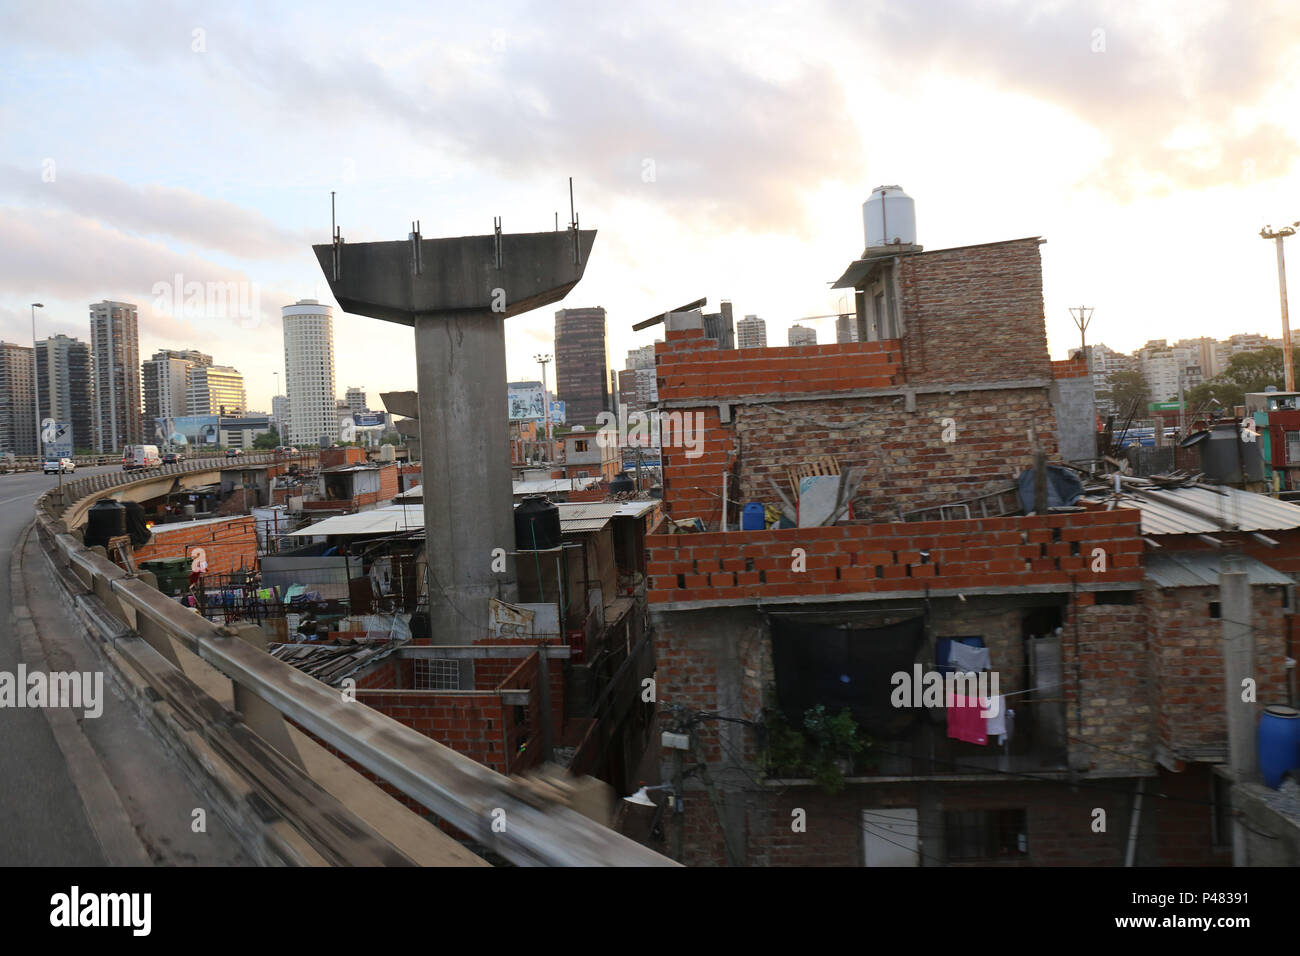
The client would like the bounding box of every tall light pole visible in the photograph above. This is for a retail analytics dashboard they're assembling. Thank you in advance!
[30,303,43,461]
[535,353,552,463]
[1261,222,1299,393]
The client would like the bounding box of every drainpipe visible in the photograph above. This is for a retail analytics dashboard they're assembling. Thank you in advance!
[1124,777,1145,866]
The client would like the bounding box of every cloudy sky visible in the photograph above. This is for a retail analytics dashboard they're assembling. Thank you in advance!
[1,0,1297,412]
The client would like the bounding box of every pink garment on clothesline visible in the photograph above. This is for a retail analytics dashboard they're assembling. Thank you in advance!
[946,693,988,746]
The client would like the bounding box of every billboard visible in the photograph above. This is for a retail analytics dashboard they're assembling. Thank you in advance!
[508,382,547,421]
[41,419,72,459]
[549,400,566,424]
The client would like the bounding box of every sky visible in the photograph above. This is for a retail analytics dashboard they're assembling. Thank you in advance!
[1,0,1297,412]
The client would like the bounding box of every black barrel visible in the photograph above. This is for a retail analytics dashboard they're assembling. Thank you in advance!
[609,471,635,494]
[84,499,126,548]
[515,495,561,550]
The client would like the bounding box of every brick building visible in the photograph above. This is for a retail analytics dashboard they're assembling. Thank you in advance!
[133,514,259,576]
[638,234,1295,866]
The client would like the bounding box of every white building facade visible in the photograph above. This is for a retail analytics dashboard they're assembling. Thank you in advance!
[282,299,338,447]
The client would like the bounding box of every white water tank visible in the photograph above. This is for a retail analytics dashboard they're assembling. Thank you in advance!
[863,185,916,249]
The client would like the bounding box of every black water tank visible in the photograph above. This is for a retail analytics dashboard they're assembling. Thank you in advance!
[609,471,634,494]
[515,495,561,550]
[85,499,126,549]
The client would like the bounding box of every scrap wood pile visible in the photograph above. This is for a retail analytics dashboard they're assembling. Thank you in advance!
[1065,462,1216,504]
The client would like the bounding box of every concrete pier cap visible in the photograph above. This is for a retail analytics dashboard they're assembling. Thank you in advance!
[312,228,597,649]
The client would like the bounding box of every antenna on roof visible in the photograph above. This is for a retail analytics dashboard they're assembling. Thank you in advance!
[331,191,343,281]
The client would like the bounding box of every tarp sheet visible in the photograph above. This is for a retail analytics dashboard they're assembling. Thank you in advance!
[771,616,926,739]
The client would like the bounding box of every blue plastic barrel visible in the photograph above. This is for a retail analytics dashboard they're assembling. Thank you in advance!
[741,501,766,531]
[1258,705,1300,789]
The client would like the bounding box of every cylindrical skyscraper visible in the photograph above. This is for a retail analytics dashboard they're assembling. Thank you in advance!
[281,299,337,447]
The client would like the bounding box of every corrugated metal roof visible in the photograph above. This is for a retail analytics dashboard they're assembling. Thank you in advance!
[1145,553,1294,588]
[284,505,424,537]
[286,499,658,538]
[147,515,250,534]
[513,478,600,495]
[1090,485,1300,535]
[555,500,658,521]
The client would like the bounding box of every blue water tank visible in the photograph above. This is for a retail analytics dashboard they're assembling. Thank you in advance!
[1258,705,1300,789]
[741,501,766,531]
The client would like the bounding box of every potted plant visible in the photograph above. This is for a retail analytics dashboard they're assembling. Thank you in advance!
[762,704,872,795]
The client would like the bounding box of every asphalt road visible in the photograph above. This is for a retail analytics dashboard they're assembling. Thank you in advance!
[0,466,252,866]
[0,465,117,864]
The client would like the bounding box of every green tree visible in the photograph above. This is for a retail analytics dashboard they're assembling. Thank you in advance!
[1186,346,1300,411]
[1102,369,1150,415]
[252,426,280,450]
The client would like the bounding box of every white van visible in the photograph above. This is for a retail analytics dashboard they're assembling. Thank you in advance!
[122,445,161,470]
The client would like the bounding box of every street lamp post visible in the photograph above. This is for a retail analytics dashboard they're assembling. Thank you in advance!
[535,353,552,463]
[30,303,43,464]
[1261,222,1299,393]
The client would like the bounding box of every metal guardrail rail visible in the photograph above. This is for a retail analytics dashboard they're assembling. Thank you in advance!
[34,457,675,867]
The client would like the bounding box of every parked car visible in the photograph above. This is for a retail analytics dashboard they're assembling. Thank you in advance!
[225,448,243,458]
[42,457,75,475]
[162,452,184,464]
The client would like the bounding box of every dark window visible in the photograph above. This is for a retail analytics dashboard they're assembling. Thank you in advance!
[945,809,1028,862]
[1095,591,1136,605]
[1209,602,1221,619]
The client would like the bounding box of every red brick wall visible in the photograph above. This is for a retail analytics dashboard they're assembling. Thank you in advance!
[135,515,258,574]
[655,336,902,400]
[356,690,508,771]
[652,294,1061,526]
[897,238,1052,385]
[729,389,1060,521]
[1052,357,1091,379]
[1147,584,1289,755]
[646,509,1143,605]
[1062,595,1153,775]
[378,463,398,501]
[320,446,367,468]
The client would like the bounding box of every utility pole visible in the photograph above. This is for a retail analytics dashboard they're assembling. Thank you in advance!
[1260,223,1298,393]
[1219,556,1255,866]
[30,303,43,462]
[535,353,552,462]
[1069,305,1093,363]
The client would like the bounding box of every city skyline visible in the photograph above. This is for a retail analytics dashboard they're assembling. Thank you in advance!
[1,2,1296,413]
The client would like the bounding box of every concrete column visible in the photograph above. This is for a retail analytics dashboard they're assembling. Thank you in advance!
[415,310,517,644]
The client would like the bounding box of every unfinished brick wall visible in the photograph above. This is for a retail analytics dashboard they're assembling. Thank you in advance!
[655,336,902,400]
[134,515,258,574]
[1062,595,1153,774]
[1147,583,1289,755]
[356,690,508,771]
[730,389,1059,520]
[646,509,1143,605]
[897,237,1052,385]
[1051,357,1091,379]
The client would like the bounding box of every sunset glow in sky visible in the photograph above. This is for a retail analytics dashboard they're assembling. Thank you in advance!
[2,0,1298,411]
